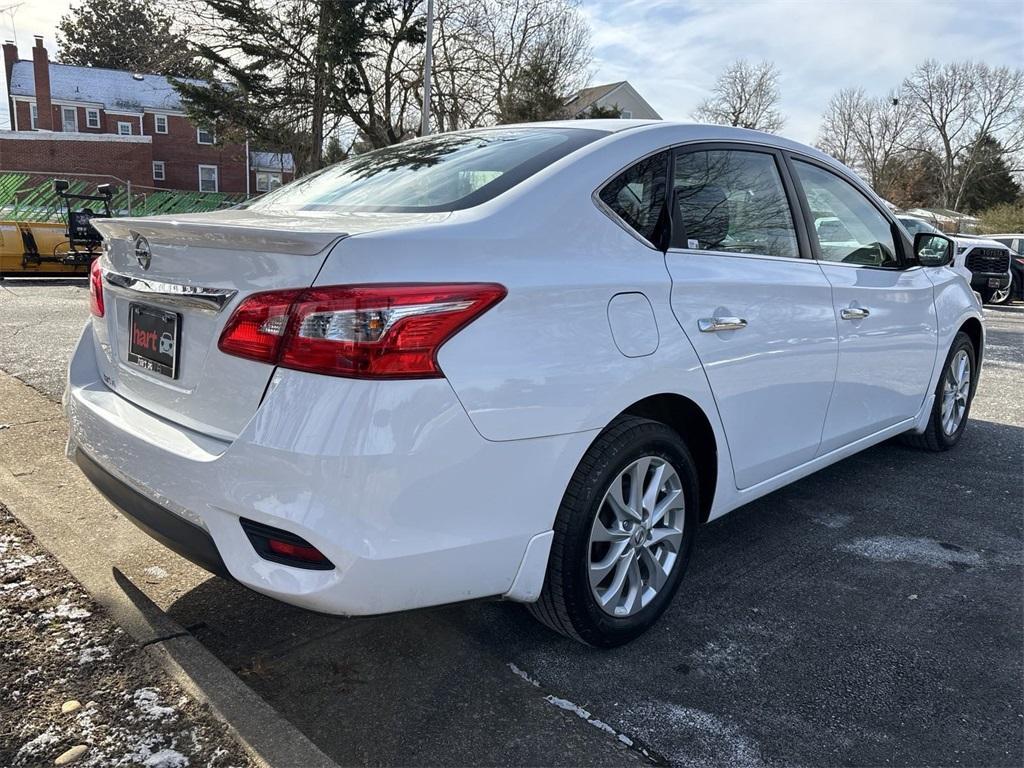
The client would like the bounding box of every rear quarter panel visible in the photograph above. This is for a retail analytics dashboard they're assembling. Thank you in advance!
[312,126,724,445]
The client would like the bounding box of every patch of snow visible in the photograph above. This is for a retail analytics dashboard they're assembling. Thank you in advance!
[661,705,763,767]
[808,512,853,529]
[41,599,92,621]
[2,552,45,573]
[133,688,178,721]
[79,645,111,664]
[839,536,982,569]
[143,748,189,767]
[15,726,60,760]
[507,662,540,687]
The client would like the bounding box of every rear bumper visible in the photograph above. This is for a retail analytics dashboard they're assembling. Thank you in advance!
[65,321,591,615]
[76,450,231,579]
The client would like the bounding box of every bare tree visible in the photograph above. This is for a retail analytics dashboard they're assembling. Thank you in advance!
[902,60,1024,209]
[429,0,592,130]
[693,59,785,133]
[817,88,864,167]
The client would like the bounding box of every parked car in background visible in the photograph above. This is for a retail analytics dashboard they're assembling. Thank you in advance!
[66,121,984,647]
[982,234,1024,304]
[896,215,1012,303]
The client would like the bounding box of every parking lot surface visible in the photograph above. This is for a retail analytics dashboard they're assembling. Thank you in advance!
[2,279,1021,766]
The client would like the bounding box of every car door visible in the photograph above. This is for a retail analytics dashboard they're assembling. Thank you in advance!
[787,157,938,453]
[665,145,838,490]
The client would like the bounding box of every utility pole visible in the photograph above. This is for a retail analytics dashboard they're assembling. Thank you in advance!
[420,0,434,136]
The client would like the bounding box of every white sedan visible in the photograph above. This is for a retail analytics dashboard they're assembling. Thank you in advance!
[66,121,984,646]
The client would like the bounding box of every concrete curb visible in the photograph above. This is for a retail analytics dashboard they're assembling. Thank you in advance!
[0,372,338,768]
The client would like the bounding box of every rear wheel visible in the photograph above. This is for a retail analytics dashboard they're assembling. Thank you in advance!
[528,416,699,647]
[903,331,976,451]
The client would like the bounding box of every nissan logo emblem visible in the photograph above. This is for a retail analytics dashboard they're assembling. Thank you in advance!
[134,235,152,270]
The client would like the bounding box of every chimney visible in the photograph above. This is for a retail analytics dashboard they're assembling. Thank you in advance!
[3,40,17,130]
[32,35,53,131]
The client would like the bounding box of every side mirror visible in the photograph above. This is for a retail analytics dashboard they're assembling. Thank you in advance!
[914,232,954,267]
[53,179,69,194]
[96,183,112,198]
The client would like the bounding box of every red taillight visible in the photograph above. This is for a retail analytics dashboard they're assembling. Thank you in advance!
[218,283,506,379]
[217,289,301,362]
[89,258,104,317]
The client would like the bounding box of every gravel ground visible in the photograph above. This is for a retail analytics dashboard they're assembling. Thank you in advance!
[0,504,252,768]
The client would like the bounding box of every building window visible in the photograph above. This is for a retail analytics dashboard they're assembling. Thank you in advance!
[154,114,168,134]
[62,106,78,132]
[198,165,219,192]
[620,110,632,119]
[117,121,133,135]
[29,103,37,130]
[197,127,215,145]
[255,172,282,193]
[152,161,166,181]
[85,108,100,128]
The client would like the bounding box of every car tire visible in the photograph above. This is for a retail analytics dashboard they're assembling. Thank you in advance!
[902,331,976,452]
[527,415,699,647]
[977,287,995,304]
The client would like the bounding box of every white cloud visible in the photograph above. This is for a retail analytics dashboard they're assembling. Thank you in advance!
[584,0,1024,143]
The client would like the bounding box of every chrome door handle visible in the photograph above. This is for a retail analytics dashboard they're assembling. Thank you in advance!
[698,316,748,333]
[840,307,870,320]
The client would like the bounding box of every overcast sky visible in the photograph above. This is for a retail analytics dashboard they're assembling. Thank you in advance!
[2,0,1022,142]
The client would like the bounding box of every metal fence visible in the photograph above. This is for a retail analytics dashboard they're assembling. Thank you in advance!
[0,173,248,222]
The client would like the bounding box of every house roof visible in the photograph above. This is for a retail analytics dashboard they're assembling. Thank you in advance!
[8,60,203,113]
[565,81,627,114]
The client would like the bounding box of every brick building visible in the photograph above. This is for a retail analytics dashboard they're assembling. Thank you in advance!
[2,36,293,195]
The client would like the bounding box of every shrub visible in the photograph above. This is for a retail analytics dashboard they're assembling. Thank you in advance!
[979,202,1024,233]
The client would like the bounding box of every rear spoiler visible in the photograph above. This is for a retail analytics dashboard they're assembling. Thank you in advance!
[92,213,347,257]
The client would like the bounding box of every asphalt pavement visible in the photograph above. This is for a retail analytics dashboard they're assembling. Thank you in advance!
[1,278,1021,766]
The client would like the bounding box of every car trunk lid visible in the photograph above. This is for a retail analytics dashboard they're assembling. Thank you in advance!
[91,209,447,439]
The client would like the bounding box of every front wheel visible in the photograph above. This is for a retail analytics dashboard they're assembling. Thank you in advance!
[903,331,976,451]
[977,287,995,304]
[527,416,699,647]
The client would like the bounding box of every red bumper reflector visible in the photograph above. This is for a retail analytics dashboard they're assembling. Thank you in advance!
[267,538,328,564]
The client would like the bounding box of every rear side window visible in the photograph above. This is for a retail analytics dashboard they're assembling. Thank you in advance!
[793,160,899,268]
[670,149,799,259]
[598,151,670,246]
[245,127,604,213]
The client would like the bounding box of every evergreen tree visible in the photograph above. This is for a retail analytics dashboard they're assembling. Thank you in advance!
[577,103,623,119]
[175,0,424,174]
[959,134,1021,213]
[499,50,568,123]
[56,0,206,78]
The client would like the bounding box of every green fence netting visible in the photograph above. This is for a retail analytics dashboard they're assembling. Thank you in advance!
[0,174,248,222]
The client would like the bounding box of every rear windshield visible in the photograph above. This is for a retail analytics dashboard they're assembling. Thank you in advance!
[245,127,605,213]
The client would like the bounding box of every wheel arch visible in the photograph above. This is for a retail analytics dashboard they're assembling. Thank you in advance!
[959,316,984,368]
[620,393,718,523]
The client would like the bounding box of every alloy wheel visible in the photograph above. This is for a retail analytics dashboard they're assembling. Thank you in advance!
[941,349,971,435]
[588,456,685,617]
